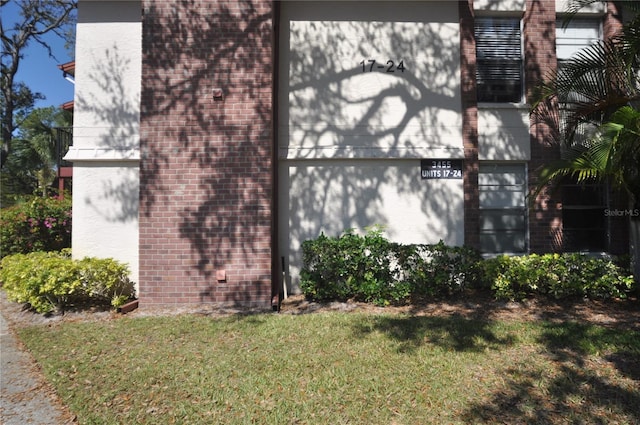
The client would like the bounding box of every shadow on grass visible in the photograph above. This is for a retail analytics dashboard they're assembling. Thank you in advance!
[461,321,640,424]
[351,314,516,353]
[349,311,640,422]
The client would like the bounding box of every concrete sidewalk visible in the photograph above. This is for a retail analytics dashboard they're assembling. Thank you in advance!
[0,310,74,424]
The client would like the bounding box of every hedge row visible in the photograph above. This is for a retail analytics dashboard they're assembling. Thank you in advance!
[483,253,634,300]
[0,250,135,314]
[301,229,635,305]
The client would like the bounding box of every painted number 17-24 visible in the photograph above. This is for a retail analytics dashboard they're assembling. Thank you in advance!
[360,59,405,73]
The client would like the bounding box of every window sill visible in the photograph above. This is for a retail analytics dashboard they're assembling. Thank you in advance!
[477,102,530,110]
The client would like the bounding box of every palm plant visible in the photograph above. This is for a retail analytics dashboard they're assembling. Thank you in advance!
[536,106,640,204]
[531,0,640,281]
[532,0,640,201]
[0,106,71,205]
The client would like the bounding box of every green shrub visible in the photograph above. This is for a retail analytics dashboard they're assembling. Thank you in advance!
[300,227,406,305]
[301,229,635,305]
[402,242,482,298]
[0,195,72,257]
[300,229,481,305]
[482,253,634,301]
[0,250,135,314]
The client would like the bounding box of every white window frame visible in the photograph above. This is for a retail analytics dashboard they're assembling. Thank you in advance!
[555,17,602,114]
[479,163,528,254]
[555,18,608,252]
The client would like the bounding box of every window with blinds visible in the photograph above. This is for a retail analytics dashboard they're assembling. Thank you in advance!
[556,18,601,112]
[475,18,522,103]
[554,20,608,252]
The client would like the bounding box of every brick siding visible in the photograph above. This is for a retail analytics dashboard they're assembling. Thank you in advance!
[525,0,563,253]
[460,0,480,249]
[139,0,274,307]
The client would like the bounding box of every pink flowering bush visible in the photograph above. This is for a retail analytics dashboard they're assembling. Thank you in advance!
[0,195,72,257]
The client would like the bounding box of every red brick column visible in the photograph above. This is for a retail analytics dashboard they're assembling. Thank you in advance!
[525,0,562,253]
[139,0,274,307]
[604,1,623,40]
[460,0,480,250]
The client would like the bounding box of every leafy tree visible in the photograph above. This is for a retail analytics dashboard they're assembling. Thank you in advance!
[1,106,72,204]
[1,0,77,168]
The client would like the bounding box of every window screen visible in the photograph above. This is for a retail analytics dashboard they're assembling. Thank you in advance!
[479,163,527,253]
[556,19,602,115]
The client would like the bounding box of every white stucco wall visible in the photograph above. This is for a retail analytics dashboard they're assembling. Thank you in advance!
[66,0,141,286]
[279,160,464,291]
[278,1,463,291]
[555,0,605,14]
[71,163,139,280]
[474,0,525,13]
[478,106,530,160]
[279,1,462,159]
[474,0,604,14]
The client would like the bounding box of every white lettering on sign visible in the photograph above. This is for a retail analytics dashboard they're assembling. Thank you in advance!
[421,159,463,180]
[431,160,451,169]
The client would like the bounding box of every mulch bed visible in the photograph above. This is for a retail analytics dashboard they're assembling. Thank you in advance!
[2,290,640,331]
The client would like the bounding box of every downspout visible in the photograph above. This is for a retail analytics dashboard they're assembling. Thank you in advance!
[271,0,282,311]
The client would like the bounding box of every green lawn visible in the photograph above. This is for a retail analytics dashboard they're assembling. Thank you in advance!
[18,312,640,424]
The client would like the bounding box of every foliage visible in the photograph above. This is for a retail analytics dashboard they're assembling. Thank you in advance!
[534,104,640,206]
[1,106,72,204]
[0,195,71,257]
[1,0,77,168]
[531,1,640,203]
[397,241,483,299]
[483,253,635,301]
[300,227,403,305]
[300,229,481,305]
[301,230,635,304]
[0,250,135,314]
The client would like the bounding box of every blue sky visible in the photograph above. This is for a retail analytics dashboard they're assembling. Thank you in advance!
[3,2,75,109]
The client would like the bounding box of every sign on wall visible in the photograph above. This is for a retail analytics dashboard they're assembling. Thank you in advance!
[421,159,463,179]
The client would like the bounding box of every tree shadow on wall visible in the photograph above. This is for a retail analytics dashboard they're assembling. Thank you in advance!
[74,44,141,224]
[81,0,567,302]
[140,0,273,303]
[279,2,466,290]
[138,0,471,302]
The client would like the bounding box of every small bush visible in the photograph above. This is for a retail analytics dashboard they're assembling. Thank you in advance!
[301,227,405,305]
[0,250,135,314]
[300,229,481,306]
[482,253,634,301]
[400,242,483,298]
[0,195,72,257]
